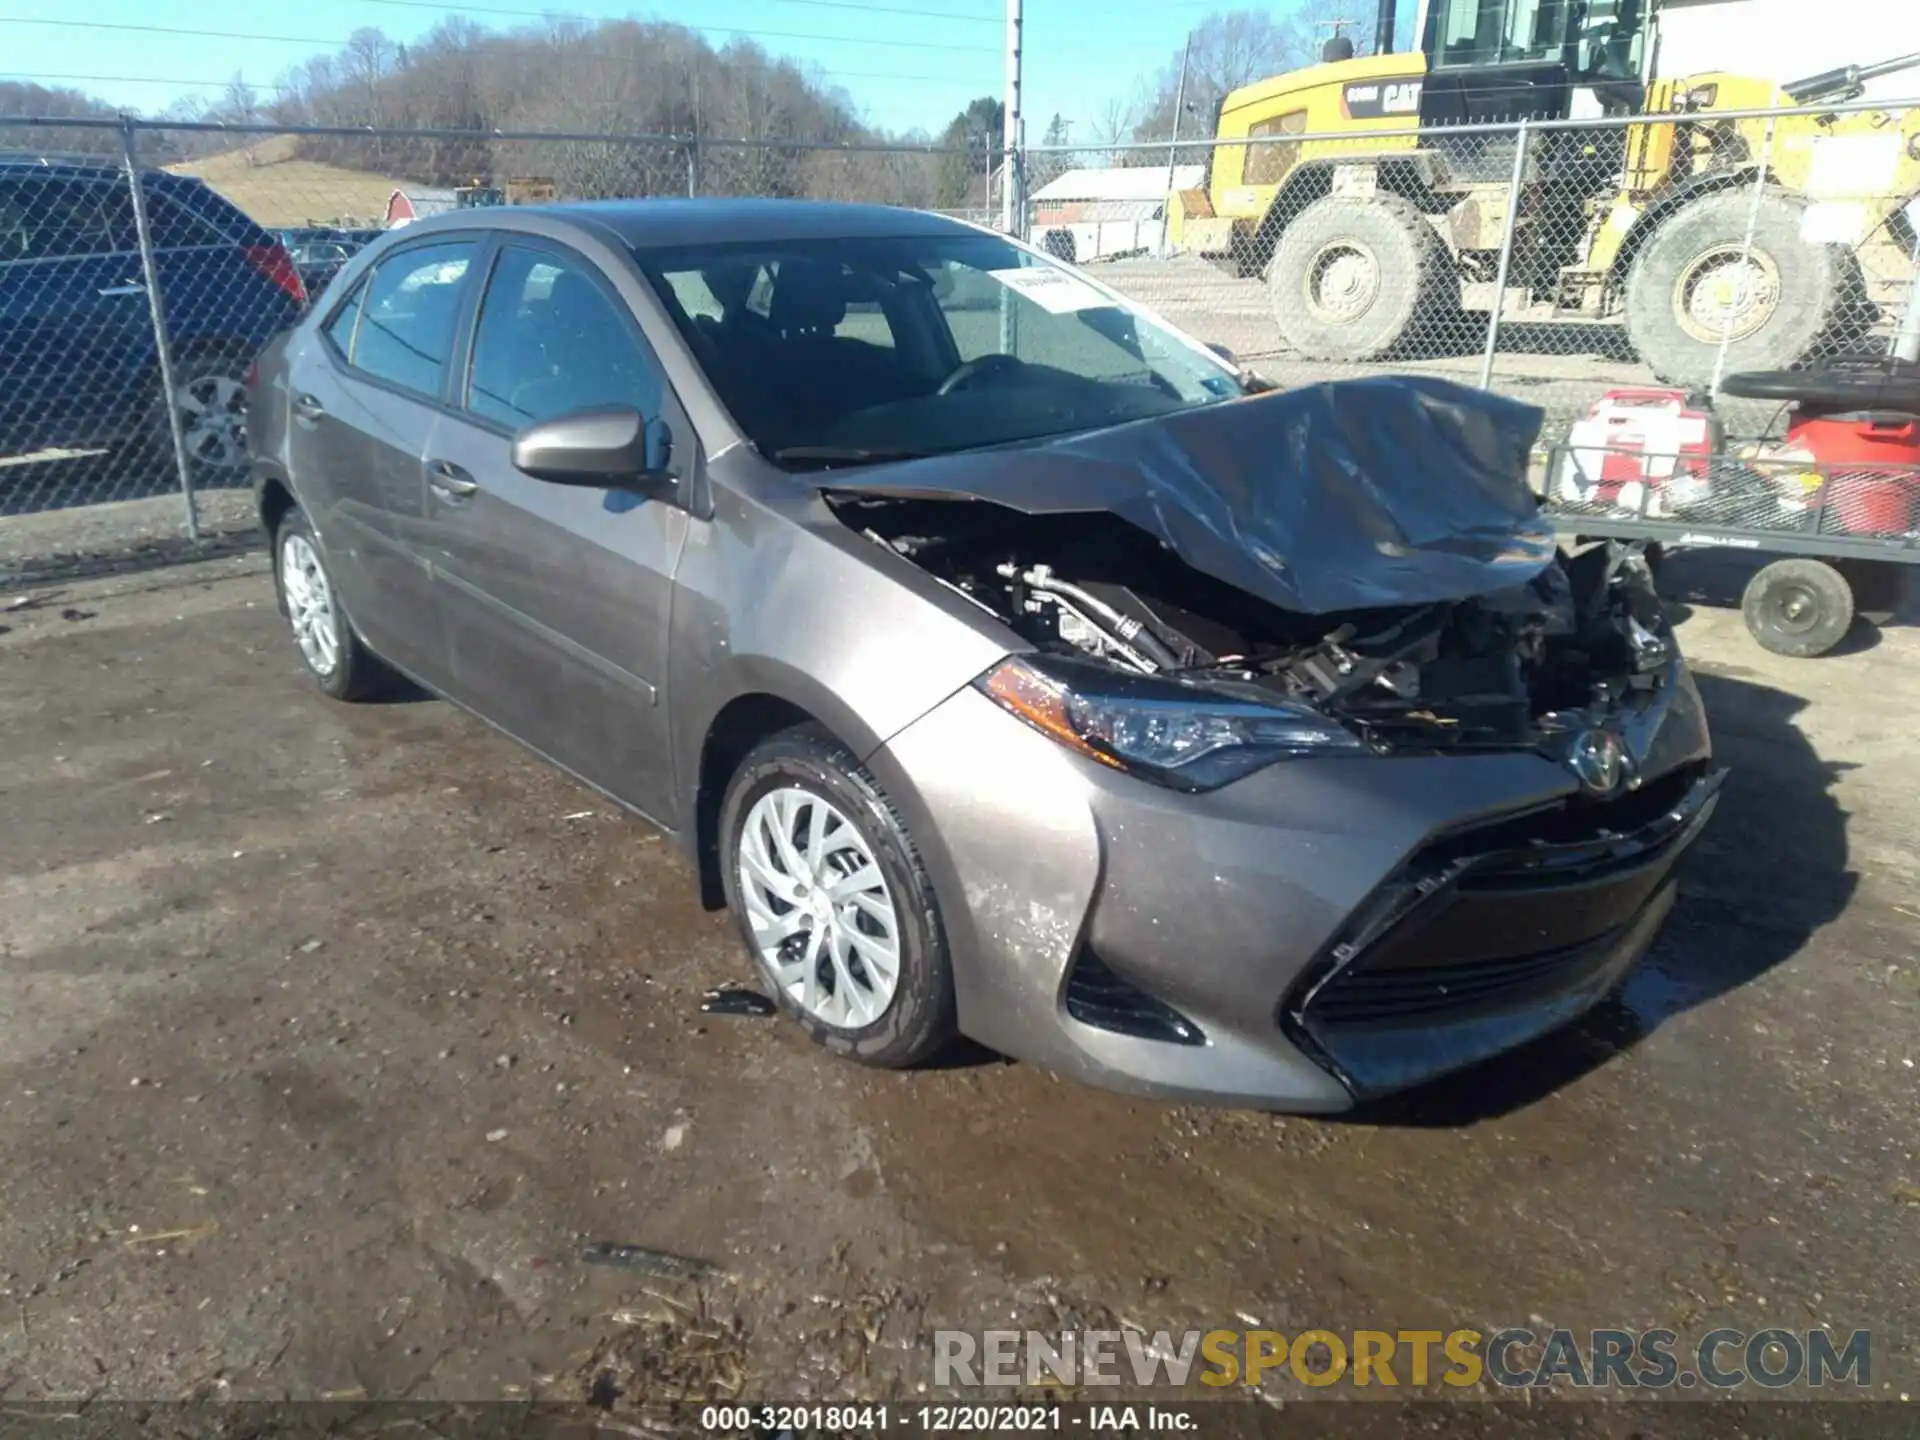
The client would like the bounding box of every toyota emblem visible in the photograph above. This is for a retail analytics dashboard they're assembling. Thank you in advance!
[1569,729,1627,795]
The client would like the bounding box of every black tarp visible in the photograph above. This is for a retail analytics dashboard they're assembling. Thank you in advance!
[817,376,1556,615]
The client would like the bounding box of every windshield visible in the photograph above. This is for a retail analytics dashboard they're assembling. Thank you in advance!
[636,231,1244,467]
[1422,0,1644,77]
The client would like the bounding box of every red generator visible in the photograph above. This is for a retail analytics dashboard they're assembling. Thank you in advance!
[1550,388,1722,517]
[1722,366,1920,536]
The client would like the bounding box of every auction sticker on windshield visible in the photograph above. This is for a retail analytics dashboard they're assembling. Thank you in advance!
[988,267,1112,315]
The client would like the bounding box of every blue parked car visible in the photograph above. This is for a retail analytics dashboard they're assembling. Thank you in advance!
[0,158,306,487]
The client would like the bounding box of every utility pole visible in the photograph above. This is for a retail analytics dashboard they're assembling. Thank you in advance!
[1001,0,1023,234]
[1159,32,1191,259]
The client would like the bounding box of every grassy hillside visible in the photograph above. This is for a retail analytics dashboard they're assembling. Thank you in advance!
[166,136,410,229]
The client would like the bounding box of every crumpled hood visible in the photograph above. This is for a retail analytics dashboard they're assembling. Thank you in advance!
[817,375,1555,614]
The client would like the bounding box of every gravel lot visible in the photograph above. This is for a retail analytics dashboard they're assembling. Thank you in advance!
[0,547,1915,1424]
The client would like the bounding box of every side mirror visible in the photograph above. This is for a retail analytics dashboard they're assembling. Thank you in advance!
[1205,341,1279,394]
[511,406,671,491]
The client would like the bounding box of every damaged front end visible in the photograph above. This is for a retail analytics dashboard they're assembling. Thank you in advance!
[816,378,1692,794]
[831,492,1680,788]
[812,378,1720,1102]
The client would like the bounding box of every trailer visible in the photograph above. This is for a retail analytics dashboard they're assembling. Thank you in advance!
[1543,448,1917,657]
[1539,364,1920,657]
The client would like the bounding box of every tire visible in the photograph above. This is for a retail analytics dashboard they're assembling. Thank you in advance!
[149,349,255,489]
[718,724,955,1068]
[272,508,394,700]
[1741,558,1854,657]
[1624,189,1855,390]
[1266,193,1452,362]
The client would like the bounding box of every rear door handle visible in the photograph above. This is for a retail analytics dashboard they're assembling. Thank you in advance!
[427,459,478,500]
[97,282,145,297]
[292,393,326,421]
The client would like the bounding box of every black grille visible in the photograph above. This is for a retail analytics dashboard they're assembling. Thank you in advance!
[1307,928,1635,1026]
[1065,949,1204,1045]
[1289,765,1722,1045]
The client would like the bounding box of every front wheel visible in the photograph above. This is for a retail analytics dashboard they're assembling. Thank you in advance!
[718,725,955,1068]
[1266,193,1452,362]
[146,351,255,488]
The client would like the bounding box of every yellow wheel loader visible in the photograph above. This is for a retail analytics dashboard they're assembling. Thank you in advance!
[1175,0,1920,388]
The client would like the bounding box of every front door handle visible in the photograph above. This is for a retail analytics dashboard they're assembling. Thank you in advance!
[292,393,326,421]
[98,282,145,297]
[428,459,478,501]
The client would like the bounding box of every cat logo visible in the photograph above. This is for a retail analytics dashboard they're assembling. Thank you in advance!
[1344,80,1423,120]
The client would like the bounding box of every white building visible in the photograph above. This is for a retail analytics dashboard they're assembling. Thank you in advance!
[1028,165,1204,263]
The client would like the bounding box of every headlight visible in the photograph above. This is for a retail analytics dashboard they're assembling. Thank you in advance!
[975,654,1365,792]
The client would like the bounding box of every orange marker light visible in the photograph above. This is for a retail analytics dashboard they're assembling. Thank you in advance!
[981,659,1125,769]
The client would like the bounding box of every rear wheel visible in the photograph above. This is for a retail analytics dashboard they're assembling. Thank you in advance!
[147,350,254,488]
[1266,194,1452,362]
[1741,557,1854,657]
[1624,189,1855,390]
[272,508,395,700]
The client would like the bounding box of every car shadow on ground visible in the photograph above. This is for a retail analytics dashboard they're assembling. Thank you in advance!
[1347,666,1857,1127]
[367,673,438,704]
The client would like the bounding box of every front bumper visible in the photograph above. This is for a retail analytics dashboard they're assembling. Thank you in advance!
[1284,759,1722,1099]
[867,667,1716,1111]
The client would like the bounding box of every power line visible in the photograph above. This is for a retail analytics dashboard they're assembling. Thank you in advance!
[0,19,343,47]
[2,72,290,94]
[3,67,977,92]
[0,16,1000,54]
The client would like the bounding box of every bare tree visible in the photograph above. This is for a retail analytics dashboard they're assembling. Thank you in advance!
[1083,7,1355,171]
[223,74,261,165]
[0,81,122,159]
[1088,97,1137,165]
[94,16,961,202]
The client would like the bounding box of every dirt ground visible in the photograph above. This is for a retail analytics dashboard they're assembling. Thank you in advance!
[0,548,1916,1424]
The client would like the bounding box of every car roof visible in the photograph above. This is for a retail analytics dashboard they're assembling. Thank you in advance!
[411,197,981,250]
[0,156,129,179]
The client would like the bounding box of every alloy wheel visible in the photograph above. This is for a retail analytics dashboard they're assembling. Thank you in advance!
[735,786,902,1029]
[279,532,340,678]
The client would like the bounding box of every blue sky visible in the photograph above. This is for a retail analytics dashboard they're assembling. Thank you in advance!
[0,0,1389,139]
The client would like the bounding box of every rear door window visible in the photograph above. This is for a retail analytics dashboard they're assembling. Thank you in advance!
[350,241,477,399]
[144,190,232,249]
[4,177,136,259]
[323,278,367,358]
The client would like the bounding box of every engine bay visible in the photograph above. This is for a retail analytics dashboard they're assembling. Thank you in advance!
[829,494,1674,750]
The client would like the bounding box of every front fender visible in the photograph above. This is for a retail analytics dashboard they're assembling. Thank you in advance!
[665,470,1018,834]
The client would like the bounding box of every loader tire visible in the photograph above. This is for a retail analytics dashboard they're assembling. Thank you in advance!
[1624,189,1856,390]
[1266,194,1452,362]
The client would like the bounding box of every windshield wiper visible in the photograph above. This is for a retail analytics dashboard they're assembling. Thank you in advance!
[772,445,934,470]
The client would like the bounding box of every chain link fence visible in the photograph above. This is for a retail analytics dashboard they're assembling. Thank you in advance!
[0,116,982,575]
[1036,97,1920,445]
[2,104,1917,578]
